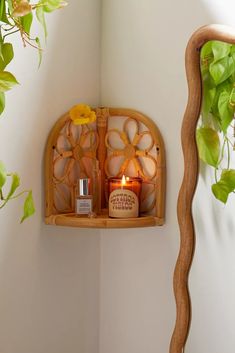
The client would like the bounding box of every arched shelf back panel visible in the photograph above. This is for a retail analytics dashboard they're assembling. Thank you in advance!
[170,24,235,353]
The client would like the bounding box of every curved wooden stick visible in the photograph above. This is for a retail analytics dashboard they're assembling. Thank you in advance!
[170,24,235,353]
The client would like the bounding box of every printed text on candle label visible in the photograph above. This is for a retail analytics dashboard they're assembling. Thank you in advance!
[109,189,138,218]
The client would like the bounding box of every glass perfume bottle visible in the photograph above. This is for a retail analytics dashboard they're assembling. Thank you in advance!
[75,178,93,215]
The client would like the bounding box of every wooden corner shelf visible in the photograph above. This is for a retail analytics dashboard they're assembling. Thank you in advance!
[45,107,166,229]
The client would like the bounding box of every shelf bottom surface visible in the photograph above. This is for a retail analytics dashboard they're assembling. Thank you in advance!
[45,211,164,229]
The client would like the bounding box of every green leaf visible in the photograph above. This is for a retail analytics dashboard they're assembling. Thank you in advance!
[209,56,235,85]
[0,161,7,188]
[21,11,33,35]
[201,42,213,79]
[0,92,5,114]
[6,0,13,13]
[0,33,3,61]
[0,0,5,20]
[20,191,35,223]
[0,0,10,24]
[0,43,14,70]
[202,83,216,117]
[218,91,234,132]
[39,0,65,13]
[212,169,235,203]
[2,43,14,67]
[36,6,47,39]
[5,173,20,200]
[212,41,231,62]
[201,41,213,60]
[35,37,42,68]
[231,45,235,54]
[196,127,220,167]
[0,71,18,92]
[211,80,232,123]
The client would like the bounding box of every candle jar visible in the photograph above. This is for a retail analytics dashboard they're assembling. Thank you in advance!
[108,176,142,218]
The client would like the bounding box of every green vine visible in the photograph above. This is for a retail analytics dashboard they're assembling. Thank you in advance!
[197,40,235,203]
[0,0,67,222]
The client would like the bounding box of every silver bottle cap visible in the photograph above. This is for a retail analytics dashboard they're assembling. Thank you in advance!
[78,178,91,196]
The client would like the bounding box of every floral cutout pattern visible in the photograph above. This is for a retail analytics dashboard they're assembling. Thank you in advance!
[105,117,157,181]
[53,119,98,212]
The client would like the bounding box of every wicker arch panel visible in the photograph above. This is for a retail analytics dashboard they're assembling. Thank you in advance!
[45,107,166,227]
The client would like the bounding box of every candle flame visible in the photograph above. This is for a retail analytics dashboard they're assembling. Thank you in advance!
[121,175,126,185]
[121,175,130,185]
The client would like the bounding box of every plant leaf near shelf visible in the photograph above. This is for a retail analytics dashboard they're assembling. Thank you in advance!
[0,0,67,221]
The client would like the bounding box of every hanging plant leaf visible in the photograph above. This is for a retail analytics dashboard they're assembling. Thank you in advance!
[199,40,235,204]
[200,41,213,79]
[0,0,5,20]
[0,0,67,220]
[0,0,10,24]
[0,43,14,70]
[196,127,220,167]
[0,161,6,188]
[0,92,5,115]
[211,41,231,62]
[218,91,234,133]
[0,71,18,92]
[211,81,232,125]
[5,173,20,201]
[36,6,47,39]
[202,83,216,117]
[201,41,213,59]
[20,191,35,223]
[39,0,67,13]
[21,11,33,35]
[212,169,235,203]
[35,37,42,67]
[209,56,235,85]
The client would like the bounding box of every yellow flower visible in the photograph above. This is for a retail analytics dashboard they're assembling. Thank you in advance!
[12,0,32,17]
[69,104,96,125]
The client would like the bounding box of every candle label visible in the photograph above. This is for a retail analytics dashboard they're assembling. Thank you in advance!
[109,189,139,218]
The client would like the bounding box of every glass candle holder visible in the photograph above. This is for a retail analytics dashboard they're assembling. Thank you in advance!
[108,176,142,218]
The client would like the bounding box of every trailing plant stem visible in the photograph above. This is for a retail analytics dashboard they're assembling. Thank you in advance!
[226,137,230,170]
[214,167,218,183]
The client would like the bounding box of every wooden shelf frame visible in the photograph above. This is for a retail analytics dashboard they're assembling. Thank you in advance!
[45,213,164,229]
[45,107,166,228]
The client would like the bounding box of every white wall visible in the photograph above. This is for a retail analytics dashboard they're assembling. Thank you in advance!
[100,1,235,353]
[1,1,235,353]
[100,1,183,353]
[0,1,101,353]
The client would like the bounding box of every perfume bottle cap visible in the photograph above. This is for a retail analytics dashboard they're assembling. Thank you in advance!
[78,178,91,196]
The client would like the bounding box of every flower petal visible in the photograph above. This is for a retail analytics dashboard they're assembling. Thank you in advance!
[69,104,96,125]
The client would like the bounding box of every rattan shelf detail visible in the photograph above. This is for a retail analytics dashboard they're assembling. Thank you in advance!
[45,107,166,228]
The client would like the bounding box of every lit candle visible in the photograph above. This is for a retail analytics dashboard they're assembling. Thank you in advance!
[108,176,142,218]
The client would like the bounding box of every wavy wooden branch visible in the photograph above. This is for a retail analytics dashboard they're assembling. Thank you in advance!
[170,24,235,353]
